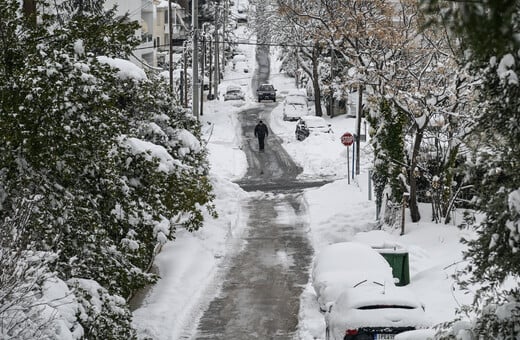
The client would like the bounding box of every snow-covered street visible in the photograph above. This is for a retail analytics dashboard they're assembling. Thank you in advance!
[3,1,519,339]
[131,24,475,340]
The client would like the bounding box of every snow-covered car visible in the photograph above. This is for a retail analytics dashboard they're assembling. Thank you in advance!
[287,88,308,99]
[312,242,395,312]
[235,3,248,23]
[394,329,437,340]
[295,116,333,141]
[232,54,247,64]
[283,94,310,121]
[223,85,245,101]
[234,60,249,73]
[325,282,428,340]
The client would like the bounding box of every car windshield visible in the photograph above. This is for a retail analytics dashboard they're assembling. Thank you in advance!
[259,85,273,91]
[227,90,240,94]
[307,121,326,128]
[226,86,241,92]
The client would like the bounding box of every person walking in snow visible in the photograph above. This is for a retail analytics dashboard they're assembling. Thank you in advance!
[254,120,269,151]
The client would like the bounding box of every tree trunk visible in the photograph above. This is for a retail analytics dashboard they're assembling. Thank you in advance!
[23,0,37,26]
[442,144,459,221]
[312,44,323,117]
[409,129,423,222]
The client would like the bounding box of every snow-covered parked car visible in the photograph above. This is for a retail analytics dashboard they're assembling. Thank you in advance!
[283,94,310,121]
[234,60,249,73]
[312,242,395,312]
[287,88,308,99]
[235,2,248,23]
[325,281,429,340]
[295,116,332,141]
[394,329,437,340]
[232,54,247,67]
[223,85,245,101]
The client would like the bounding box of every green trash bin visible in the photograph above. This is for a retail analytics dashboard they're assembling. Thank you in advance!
[378,249,410,286]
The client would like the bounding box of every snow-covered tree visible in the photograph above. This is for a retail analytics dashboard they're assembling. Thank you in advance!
[274,0,473,225]
[366,99,407,223]
[275,0,339,117]
[0,0,216,337]
[0,200,76,340]
[422,1,520,337]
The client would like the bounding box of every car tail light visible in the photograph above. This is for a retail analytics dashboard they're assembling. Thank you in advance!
[345,329,358,336]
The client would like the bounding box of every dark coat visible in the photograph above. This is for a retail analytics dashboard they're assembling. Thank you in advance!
[254,122,268,139]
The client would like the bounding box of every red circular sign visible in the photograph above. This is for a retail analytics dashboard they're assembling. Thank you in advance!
[341,132,354,146]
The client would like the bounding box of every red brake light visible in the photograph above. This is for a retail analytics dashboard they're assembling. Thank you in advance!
[345,329,358,336]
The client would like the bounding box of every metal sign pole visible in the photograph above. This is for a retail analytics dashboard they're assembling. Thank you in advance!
[347,146,350,185]
[368,169,372,201]
[352,141,355,179]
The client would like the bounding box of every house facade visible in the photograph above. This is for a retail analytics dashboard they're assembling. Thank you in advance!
[104,0,190,68]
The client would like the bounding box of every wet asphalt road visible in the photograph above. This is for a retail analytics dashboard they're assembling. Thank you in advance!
[192,38,319,340]
[193,193,312,339]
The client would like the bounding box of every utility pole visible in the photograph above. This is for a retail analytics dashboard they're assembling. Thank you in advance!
[356,84,363,175]
[213,3,220,99]
[180,70,184,105]
[208,37,213,99]
[222,0,228,74]
[168,0,174,93]
[192,0,200,119]
[200,33,205,116]
[295,48,300,88]
[329,46,335,118]
[183,43,188,107]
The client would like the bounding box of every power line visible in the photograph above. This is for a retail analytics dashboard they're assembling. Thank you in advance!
[133,39,314,51]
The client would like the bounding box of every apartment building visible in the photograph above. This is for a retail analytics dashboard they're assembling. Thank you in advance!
[104,0,190,68]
